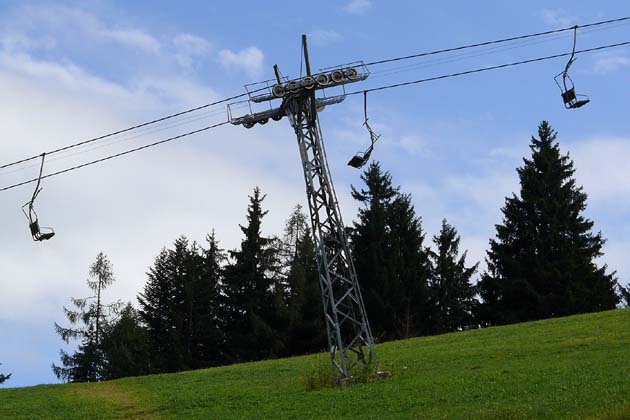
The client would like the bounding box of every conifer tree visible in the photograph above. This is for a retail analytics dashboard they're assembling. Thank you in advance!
[351,162,431,340]
[52,253,121,382]
[138,235,225,372]
[0,363,10,385]
[387,193,432,338]
[281,205,326,355]
[428,219,478,333]
[138,247,183,372]
[170,237,202,370]
[192,231,226,366]
[478,121,618,325]
[223,187,284,362]
[101,303,152,379]
[351,163,399,339]
[619,283,630,308]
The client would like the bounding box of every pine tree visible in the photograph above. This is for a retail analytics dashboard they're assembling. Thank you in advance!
[428,219,479,333]
[478,121,619,325]
[0,363,10,385]
[101,303,152,379]
[223,187,284,362]
[351,162,399,339]
[138,234,225,372]
[281,205,326,355]
[351,162,431,340]
[52,253,121,382]
[387,193,432,338]
[192,231,226,367]
[170,237,201,370]
[138,247,183,372]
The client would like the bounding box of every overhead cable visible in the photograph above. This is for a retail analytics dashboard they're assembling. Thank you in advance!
[367,20,630,81]
[364,16,630,67]
[0,89,264,171]
[348,41,630,96]
[4,16,627,172]
[0,121,228,192]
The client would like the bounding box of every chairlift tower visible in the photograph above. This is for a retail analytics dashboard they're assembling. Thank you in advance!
[228,35,375,382]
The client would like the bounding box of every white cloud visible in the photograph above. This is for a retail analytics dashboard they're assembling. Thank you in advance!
[539,9,577,27]
[591,51,630,74]
[173,33,212,56]
[0,49,303,326]
[4,5,162,54]
[218,46,264,78]
[308,29,341,46]
[0,50,129,96]
[172,33,212,69]
[0,33,56,52]
[100,28,161,53]
[344,0,373,15]
[396,134,430,156]
[0,5,221,74]
[570,137,630,203]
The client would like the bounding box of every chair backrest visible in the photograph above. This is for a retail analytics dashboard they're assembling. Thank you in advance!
[29,220,40,236]
[562,88,577,103]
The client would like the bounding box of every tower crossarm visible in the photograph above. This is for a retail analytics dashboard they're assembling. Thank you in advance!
[229,95,345,127]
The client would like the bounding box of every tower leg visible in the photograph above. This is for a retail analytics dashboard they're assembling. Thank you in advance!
[285,95,375,382]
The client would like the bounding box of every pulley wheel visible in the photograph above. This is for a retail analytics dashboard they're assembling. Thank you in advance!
[301,76,315,90]
[316,73,330,86]
[331,69,344,83]
[272,84,285,98]
[286,80,299,92]
[344,67,359,80]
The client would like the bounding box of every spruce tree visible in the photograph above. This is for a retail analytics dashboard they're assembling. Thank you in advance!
[281,206,326,355]
[351,162,399,339]
[138,235,224,372]
[223,187,284,362]
[0,363,10,385]
[428,219,479,333]
[479,121,618,325]
[138,247,183,372]
[170,237,202,370]
[351,162,431,340]
[387,193,432,338]
[101,303,152,379]
[192,231,226,367]
[52,253,121,382]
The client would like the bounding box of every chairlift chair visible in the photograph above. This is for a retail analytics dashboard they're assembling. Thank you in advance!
[555,73,590,109]
[555,25,590,110]
[347,91,381,169]
[22,153,55,242]
[23,204,55,241]
[348,144,374,169]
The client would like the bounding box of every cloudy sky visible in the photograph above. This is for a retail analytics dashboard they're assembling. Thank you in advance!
[1,0,628,387]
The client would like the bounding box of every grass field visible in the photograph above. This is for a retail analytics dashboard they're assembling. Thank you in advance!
[1,309,629,420]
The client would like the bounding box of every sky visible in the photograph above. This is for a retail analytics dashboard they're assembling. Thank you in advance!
[0,0,628,387]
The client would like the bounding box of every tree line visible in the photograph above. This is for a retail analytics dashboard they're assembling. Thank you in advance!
[51,121,628,383]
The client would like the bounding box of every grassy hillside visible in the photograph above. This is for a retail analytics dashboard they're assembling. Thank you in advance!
[1,309,629,420]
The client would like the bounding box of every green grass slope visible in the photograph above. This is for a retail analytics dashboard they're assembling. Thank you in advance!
[1,309,629,420]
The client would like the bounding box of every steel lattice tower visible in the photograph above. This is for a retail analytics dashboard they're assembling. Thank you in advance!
[228,35,376,381]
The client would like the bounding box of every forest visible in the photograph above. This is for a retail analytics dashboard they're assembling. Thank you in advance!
[45,121,629,383]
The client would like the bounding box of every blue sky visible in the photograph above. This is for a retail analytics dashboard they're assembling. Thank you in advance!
[0,1,628,387]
